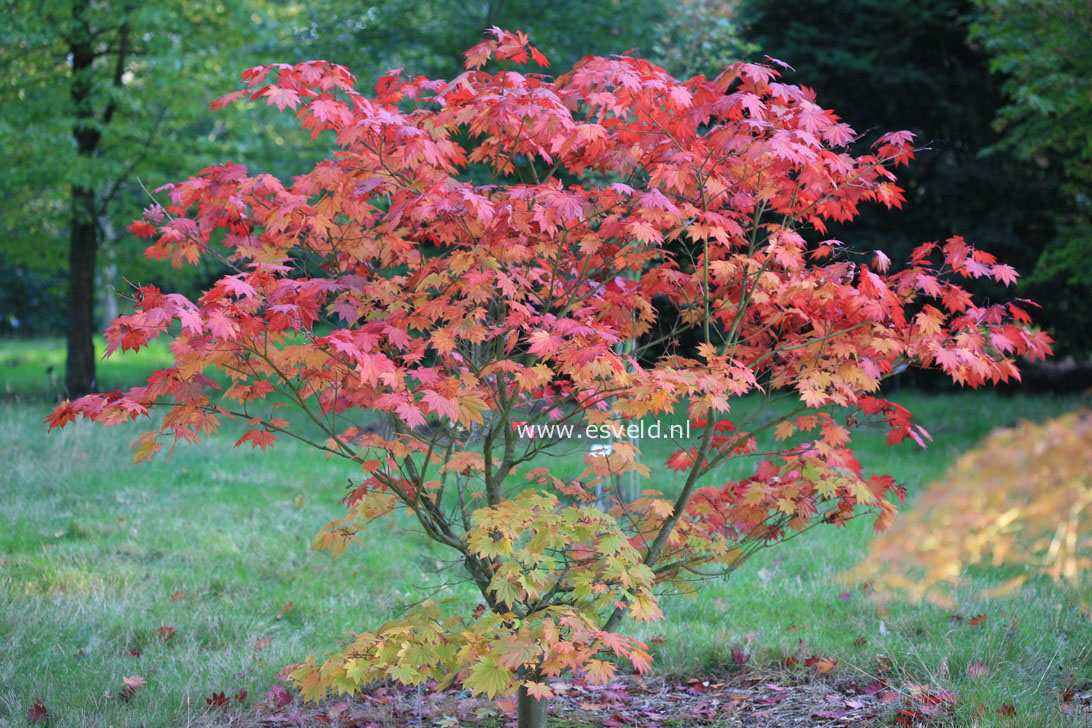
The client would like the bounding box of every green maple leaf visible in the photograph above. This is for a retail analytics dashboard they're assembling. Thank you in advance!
[465,655,516,698]
[489,576,524,608]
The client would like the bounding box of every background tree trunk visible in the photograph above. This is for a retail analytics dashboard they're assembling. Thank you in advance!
[65,3,99,397]
[66,188,97,396]
[64,5,128,397]
[517,685,548,728]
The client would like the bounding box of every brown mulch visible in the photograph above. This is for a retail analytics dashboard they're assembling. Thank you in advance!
[214,669,1005,727]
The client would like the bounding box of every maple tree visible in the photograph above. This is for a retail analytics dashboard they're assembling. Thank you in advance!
[854,409,1090,603]
[46,29,1051,727]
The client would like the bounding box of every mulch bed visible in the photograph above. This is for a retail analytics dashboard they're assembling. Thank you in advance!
[225,668,1070,727]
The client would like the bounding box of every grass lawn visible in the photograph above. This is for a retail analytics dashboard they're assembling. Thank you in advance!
[0,337,175,400]
[0,340,1089,726]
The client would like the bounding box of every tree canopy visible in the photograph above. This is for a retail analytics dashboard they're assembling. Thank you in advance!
[742,0,1092,356]
[48,30,1049,727]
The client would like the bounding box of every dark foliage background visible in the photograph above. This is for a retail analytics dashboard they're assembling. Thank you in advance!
[2,0,1088,389]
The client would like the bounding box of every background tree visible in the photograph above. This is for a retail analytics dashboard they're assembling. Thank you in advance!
[971,0,1092,296]
[293,0,670,81]
[0,0,300,395]
[48,31,1049,727]
[740,0,1092,356]
[651,0,757,79]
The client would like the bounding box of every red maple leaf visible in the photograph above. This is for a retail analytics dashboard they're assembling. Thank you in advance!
[27,700,48,723]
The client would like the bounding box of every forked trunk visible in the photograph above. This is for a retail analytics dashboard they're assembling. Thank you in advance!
[517,684,548,728]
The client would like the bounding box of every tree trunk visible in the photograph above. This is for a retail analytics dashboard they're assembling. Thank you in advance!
[517,685,548,728]
[66,4,99,397]
[66,188,98,397]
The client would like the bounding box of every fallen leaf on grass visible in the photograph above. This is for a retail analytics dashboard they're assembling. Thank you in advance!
[325,700,351,718]
[966,661,990,679]
[895,708,926,725]
[996,703,1016,716]
[206,691,229,708]
[28,700,48,723]
[813,709,846,719]
[276,601,294,619]
[158,626,175,641]
[119,676,146,702]
[805,655,838,673]
[267,684,293,708]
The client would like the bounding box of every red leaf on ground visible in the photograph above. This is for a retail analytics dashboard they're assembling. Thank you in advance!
[895,709,926,726]
[267,685,293,708]
[118,676,146,703]
[804,655,837,673]
[862,680,887,695]
[28,700,48,723]
[813,709,846,719]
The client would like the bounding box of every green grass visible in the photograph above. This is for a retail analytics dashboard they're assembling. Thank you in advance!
[0,337,174,400]
[0,344,1088,726]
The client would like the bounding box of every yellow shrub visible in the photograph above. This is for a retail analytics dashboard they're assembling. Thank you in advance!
[853,410,1091,603]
